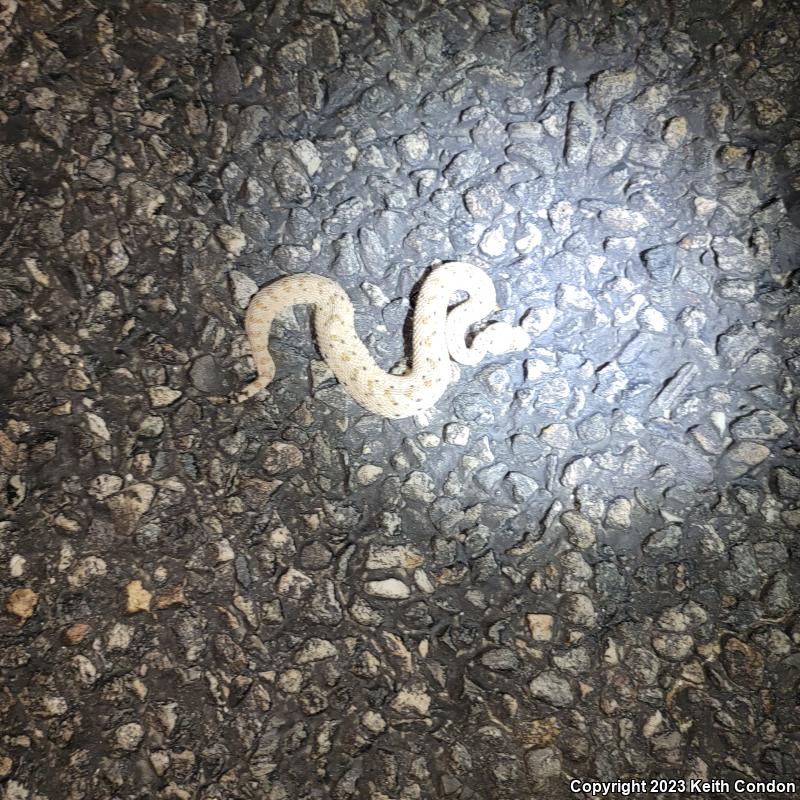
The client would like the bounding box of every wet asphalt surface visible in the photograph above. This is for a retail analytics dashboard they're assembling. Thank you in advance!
[0,1,799,798]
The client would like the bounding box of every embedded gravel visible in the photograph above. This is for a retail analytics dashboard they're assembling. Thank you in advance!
[1,1,799,798]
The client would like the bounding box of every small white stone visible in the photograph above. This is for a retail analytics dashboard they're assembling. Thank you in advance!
[73,654,98,685]
[85,412,110,440]
[614,293,646,324]
[366,546,423,570]
[361,710,386,733]
[557,284,594,311]
[563,593,597,627]
[216,539,235,563]
[276,567,313,598]
[540,423,572,449]
[67,556,108,588]
[150,751,170,776]
[663,116,688,148]
[106,240,130,276]
[522,305,557,335]
[139,415,164,437]
[479,225,508,257]
[726,441,770,466]
[291,139,321,175]
[40,695,68,717]
[601,206,649,233]
[361,281,390,306]
[694,197,717,217]
[356,464,383,485]
[587,255,606,276]
[444,422,470,446]
[216,224,246,256]
[106,483,155,524]
[276,38,308,67]
[9,555,26,577]
[278,669,303,693]
[88,473,124,500]
[548,200,574,235]
[638,306,668,332]
[525,358,554,382]
[115,722,144,751]
[643,709,665,737]
[365,578,411,599]
[26,86,57,110]
[295,637,337,663]
[391,687,431,715]
[262,441,304,474]
[526,613,554,641]
[414,569,435,594]
[397,130,429,162]
[515,222,542,253]
[148,386,182,408]
[606,497,632,528]
[229,270,259,309]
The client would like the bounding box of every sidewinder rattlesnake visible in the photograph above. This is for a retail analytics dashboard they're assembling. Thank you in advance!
[235,261,530,418]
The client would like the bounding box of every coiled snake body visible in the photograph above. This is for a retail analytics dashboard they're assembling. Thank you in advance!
[236,261,530,418]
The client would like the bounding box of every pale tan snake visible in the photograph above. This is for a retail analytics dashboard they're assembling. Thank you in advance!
[235,261,530,418]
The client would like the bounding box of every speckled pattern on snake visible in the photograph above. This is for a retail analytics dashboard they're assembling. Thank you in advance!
[236,261,531,418]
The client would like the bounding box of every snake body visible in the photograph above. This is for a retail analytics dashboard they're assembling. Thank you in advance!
[236,261,530,418]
